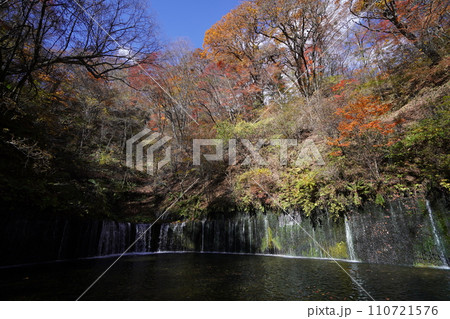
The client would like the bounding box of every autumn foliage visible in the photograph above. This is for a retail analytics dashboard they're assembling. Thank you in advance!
[329,95,396,149]
[327,94,401,179]
[0,0,448,219]
[349,0,448,64]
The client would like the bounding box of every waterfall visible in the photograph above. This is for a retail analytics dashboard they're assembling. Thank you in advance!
[4,198,449,267]
[311,228,317,257]
[179,222,186,251]
[264,215,269,252]
[248,218,252,253]
[158,224,169,252]
[98,221,113,255]
[426,200,448,267]
[201,220,206,252]
[241,219,245,253]
[345,217,357,261]
[134,224,151,253]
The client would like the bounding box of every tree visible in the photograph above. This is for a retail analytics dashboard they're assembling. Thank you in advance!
[204,1,261,66]
[253,0,339,96]
[329,94,397,179]
[0,0,159,99]
[349,0,449,65]
[204,1,274,107]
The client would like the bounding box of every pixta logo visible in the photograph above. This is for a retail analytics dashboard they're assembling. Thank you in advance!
[126,130,325,176]
[193,138,325,167]
[126,129,172,175]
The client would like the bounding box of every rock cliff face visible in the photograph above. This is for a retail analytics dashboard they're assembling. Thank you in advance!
[1,198,448,268]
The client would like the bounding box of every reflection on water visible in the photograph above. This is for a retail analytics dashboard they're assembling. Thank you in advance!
[0,253,448,300]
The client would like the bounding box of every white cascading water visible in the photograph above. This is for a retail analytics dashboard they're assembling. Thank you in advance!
[264,215,270,250]
[98,220,113,255]
[345,216,357,261]
[426,200,448,267]
[248,218,252,252]
[158,223,169,252]
[134,224,151,252]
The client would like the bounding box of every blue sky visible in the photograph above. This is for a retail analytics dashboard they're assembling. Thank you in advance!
[150,0,241,49]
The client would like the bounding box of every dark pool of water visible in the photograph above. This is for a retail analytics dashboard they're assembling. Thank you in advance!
[0,253,448,301]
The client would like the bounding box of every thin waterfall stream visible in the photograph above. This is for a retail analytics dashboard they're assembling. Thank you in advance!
[426,200,448,267]
[345,217,357,261]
